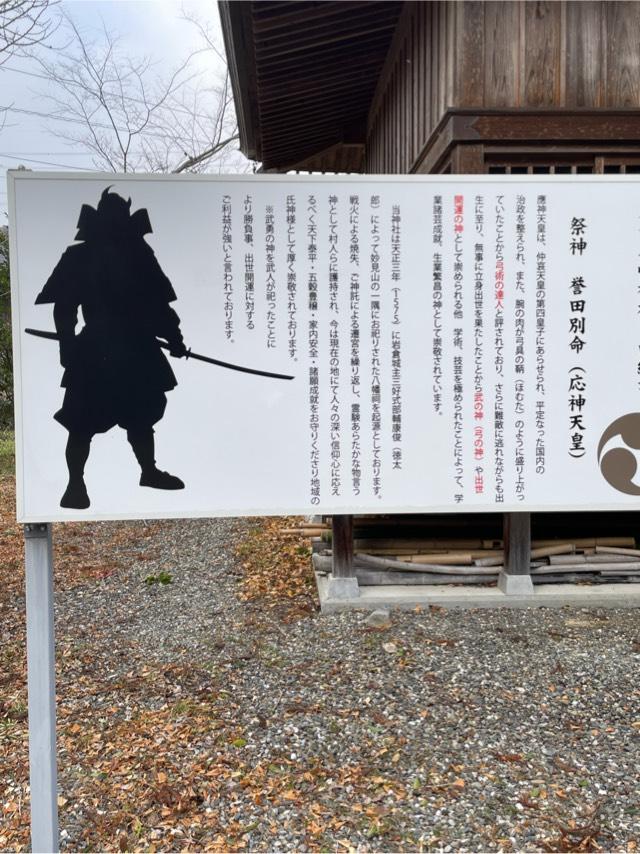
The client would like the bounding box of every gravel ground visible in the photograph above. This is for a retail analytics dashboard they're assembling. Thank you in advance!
[43,517,640,850]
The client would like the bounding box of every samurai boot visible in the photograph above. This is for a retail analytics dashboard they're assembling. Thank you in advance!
[60,434,91,509]
[128,428,185,490]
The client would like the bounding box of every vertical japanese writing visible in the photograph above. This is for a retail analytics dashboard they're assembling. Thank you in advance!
[328,195,339,313]
[568,217,587,458]
[286,195,297,357]
[433,252,443,414]
[243,194,255,330]
[265,206,276,349]
[328,195,340,496]
[432,194,444,415]
[222,194,233,340]
[473,195,484,497]
[391,203,402,470]
[329,319,340,496]
[307,195,319,504]
[350,195,361,495]
[309,366,320,506]
[453,194,464,502]
[637,214,640,389]
[494,195,505,503]
[514,194,526,501]
[535,195,547,475]
[370,195,382,498]
[433,194,443,246]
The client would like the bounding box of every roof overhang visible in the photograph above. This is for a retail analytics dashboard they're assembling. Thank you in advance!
[219,1,402,172]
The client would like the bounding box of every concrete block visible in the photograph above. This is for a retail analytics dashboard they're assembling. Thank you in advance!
[326,575,360,599]
[498,572,534,596]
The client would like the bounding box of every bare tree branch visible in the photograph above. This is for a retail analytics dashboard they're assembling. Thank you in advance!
[0,0,57,65]
[172,132,239,173]
[31,9,249,174]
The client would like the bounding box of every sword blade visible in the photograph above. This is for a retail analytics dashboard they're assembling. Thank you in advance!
[183,349,294,381]
[25,328,59,341]
[24,328,294,381]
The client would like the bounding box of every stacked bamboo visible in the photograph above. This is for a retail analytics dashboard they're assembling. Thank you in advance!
[351,537,640,584]
[284,521,640,585]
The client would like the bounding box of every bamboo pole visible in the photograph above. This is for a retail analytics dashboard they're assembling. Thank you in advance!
[356,554,499,575]
[595,546,640,557]
[353,538,492,550]
[354,569,497,586]
[475,543,577,567]
[281,527,328,534]
[531,544,576,559]
[549,554,586,565]
[600,569,640,576]
[548,553,639,565]
[533,561,640,574]
[532,537,635,548]
[402,553,474,566]
[474,554,504,567]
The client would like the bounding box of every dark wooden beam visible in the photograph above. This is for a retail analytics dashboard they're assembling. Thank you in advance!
[499,512,534,596]
[258,65,381,99]
[451,143,485,174]
[253,22,398,61]
[259,83,375,114]
[253,2,392,36]
[414,108,640,175]
[332,515,354,579]
[503,513,532,576]
[253,7,398,48]
[218,1,260,161]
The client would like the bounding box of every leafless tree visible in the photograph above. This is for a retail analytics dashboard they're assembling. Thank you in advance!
[0,0,57,65]
[34,11,243,174]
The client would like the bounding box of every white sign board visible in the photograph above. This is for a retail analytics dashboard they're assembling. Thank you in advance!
[9,172,640,522]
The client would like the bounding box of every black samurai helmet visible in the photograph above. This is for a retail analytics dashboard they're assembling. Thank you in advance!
[75,186,153,241]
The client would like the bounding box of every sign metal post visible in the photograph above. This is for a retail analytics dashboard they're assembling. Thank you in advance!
[24,523,59,853]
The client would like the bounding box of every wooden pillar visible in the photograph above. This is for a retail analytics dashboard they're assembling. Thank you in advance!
[327,514,359,599]
[503,512,531,574]
[498,512,534,595]
[332,514,354,577]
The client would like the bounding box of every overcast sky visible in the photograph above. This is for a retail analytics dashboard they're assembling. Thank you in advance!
[1,0,248,220]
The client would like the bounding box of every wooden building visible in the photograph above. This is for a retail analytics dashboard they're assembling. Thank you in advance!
[220,0,640,595]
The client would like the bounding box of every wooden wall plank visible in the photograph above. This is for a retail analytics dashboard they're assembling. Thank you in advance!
[366,0,640,178]
[606,1,640,107]
[457,1,484,106]
[438,2,446,121]
[404,39,410,171]
[446,0,456,111]
[433,1,440,123]
[399,56,403,170]
[390,67,396,172]
[395,64,401,171]
[566,1,603,106]
[414,0,421,159]
[523,1,562,106]
[398,46,404,171]
[429,2,436,142]
[483,1,521,107]
[418,12,425,161]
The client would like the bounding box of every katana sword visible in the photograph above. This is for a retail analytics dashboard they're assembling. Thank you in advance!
[24,328,294,381]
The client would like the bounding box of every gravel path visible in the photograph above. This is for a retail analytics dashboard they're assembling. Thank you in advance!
[47,516,640,851]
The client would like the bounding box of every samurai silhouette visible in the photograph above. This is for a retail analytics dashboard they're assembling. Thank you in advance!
[36,187,187,509]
